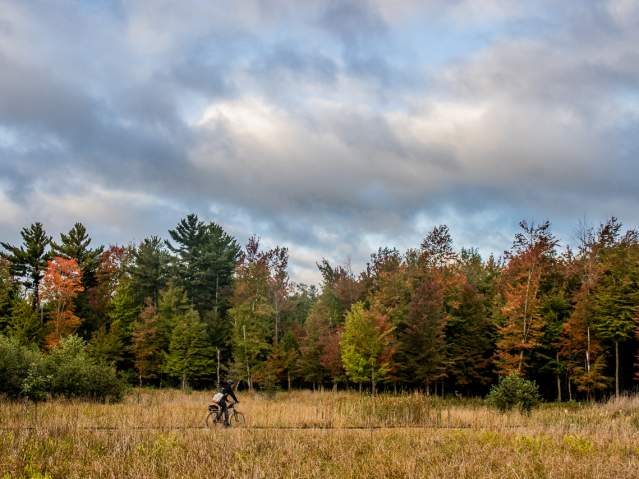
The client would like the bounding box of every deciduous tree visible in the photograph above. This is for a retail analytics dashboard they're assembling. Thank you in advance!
[41,257,84,348]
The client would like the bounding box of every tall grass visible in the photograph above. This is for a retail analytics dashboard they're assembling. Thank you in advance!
[1,390,638,478]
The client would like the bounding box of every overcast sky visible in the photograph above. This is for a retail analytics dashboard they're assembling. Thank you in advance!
[1,0,638,283]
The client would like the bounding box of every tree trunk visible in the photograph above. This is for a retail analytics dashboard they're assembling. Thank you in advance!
[216,348,220,388]
[586,327,591,373]
[615,340,620,398]
[556,352,561,402]
[519,265,534,372]
[567,376,572,402]
[371,369,376,396]
[287,371,291,391]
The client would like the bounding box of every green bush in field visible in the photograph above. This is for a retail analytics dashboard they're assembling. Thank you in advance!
[0,334,124,402]
[487,374,541,414]
[0,335,37,397]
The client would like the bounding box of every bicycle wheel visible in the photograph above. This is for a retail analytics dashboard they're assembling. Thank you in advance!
[205,407,222,428]
[231,411,246,427]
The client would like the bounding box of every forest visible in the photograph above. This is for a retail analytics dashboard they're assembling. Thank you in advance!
[1,214,638,401]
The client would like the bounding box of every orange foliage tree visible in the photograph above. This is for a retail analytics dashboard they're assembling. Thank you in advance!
[495,221,557,376]
[41,256,84,348]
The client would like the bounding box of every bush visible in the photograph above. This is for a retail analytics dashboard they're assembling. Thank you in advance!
[0,334,125,402]
[487,374,541,414]
[0,335,38,397]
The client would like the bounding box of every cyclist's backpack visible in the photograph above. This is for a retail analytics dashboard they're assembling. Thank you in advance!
[212,392,224,403]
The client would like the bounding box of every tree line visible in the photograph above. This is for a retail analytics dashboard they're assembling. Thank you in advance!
[1,214,638,400]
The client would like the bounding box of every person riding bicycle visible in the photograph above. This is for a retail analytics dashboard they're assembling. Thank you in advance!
[214,379,239,427]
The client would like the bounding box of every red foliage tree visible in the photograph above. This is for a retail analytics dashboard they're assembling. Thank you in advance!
[41,256,84,348]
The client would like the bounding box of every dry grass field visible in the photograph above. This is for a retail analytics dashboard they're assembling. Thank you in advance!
[2,390,639,478]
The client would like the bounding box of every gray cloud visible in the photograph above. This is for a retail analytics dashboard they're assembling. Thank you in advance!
[1,0,638,282]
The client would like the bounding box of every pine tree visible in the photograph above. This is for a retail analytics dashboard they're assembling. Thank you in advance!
[166,214,240,317]
[1,222,51,309]
[51,223,104,334]
[51,223,103,288]
[129,237,168,306]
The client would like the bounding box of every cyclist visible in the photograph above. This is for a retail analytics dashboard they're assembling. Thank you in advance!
[214,379,239,427]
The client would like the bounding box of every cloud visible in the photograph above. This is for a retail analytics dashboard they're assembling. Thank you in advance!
[0,0,638,283]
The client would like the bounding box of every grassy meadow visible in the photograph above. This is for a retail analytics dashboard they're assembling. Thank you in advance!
[1,390,639,478]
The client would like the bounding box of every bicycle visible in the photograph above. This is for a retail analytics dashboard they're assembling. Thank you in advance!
[205,401,245,428]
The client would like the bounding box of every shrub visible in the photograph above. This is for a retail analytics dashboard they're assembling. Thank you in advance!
[486,374,541,414]
[0,334,125,402]
[46,336,125,402]
[0,335,38,397]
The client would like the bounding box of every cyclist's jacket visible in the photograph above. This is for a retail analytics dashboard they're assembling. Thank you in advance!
[218,383,238,405]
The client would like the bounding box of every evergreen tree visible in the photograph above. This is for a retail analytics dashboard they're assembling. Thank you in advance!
[166,214,240,317]
[0,257,15,331]
[156,284,192,352]
[1,222,51,309]
[129,236,168,306]
[591,232,639,397]
[51,223,103,288]
[107,277,140,347]
[6,297,41,346]
[87,321,125,367]
[51,223,104,334]
[165,308,216,389]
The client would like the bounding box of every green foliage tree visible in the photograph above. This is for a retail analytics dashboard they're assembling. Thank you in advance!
[166,214,240,317]
[129,236,168,306]
[487,374,541,414]
[1,222,51,309]
[87,321,125,367]
[0,257,15,330]
[165,308,216,389]
[341,302,394,394]
[7,297,42,346]
[108,277,140,340]
[591,233,639,397]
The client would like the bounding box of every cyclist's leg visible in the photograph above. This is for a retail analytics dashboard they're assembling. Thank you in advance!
[221,401,230,426]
